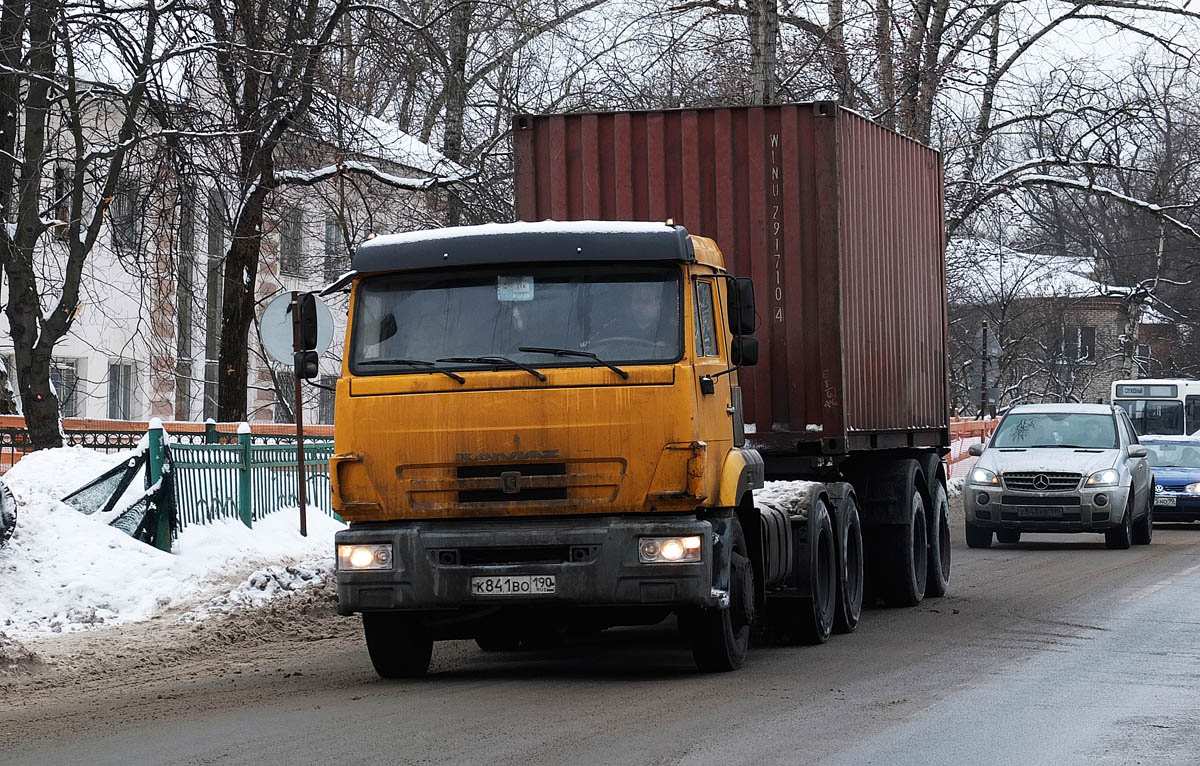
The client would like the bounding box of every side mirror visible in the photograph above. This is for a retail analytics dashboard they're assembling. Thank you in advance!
[967,443,984,457]
[1128,445,1147,459]
[727,277,756,335]
[731,336,758,367]
[295,292,319,351]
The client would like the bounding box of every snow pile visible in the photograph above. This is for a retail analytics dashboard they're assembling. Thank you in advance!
[755,480,825,515]
[0,447,343,639]
[186,562,331,618]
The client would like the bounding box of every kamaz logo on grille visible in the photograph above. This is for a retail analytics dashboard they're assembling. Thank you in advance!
[456,449,560,462]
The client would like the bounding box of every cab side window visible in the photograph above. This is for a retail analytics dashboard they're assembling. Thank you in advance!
[694,280,719,358]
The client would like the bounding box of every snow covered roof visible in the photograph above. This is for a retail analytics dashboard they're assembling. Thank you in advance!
[302,96,469,180]
[947,237,1106,303]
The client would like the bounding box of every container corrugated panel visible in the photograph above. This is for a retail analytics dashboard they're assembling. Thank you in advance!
[513,103,948,454]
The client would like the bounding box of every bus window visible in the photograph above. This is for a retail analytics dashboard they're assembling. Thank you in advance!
[1188,396,1200,436]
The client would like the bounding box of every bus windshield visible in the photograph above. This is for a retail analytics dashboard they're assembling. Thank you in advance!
[1115,399,1183,436]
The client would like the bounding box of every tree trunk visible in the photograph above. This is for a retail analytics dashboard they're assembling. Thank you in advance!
[442,0,472,225]
[874,0,895,128]
[215,188,267,422]
[748,0,779,106]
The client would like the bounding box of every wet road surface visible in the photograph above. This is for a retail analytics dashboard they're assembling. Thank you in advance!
[4,518,1200,765]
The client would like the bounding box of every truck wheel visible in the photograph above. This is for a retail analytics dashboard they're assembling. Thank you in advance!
[883,488,927,607]
[1105,496,1133,550]
[925,484,951,598]
[795,497,837,644]
[1132,498,1153,546]
[686,517,753,672]
[362,612,433,679]
[475,634,522,652]
[834,495,863,633]
[965,521,992,549]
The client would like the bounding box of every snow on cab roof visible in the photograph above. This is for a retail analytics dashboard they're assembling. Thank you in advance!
[1006,403,1116,415]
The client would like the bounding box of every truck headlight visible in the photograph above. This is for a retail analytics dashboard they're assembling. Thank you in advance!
[639,536,702,563]
[1187,483,1200,495]
[1086,469,1120,487]
[970,468,998,486]
[338,543,394,570]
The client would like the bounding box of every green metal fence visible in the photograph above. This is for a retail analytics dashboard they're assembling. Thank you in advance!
[167,426,336,530]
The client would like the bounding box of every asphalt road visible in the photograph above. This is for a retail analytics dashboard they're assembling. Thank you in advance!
[5,516,1200,765]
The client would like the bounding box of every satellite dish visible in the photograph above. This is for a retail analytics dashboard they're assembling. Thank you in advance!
[259,292,334,365]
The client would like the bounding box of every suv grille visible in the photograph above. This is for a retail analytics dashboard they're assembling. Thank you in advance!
[1003,472,1081,492]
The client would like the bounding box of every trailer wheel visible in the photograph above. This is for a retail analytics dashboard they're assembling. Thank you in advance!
[686,518,753,672]
[834,495,863,633]
[795,497,837,644]
[925,484,951,598]
[883,488,928,607]
[363,612,433,679]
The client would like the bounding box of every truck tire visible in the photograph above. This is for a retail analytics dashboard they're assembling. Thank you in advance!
[925,484,951,598]
[883,488,927,607]
[1105,496,1133,550]
[965,521,992,548]
[995,529,1020,544]
[686,517,753,672]
[475,634,522,652]
[1132,497,1153,546]
[795,497,837,644]
[834,495,863,634]
[362,612,434,679]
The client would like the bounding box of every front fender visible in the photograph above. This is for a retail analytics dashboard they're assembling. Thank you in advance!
[717,448,765,508]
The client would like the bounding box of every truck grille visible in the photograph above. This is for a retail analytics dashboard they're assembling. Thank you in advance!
[1002,472,1082,492]
[399,458,625,513]
[456,463,567,503]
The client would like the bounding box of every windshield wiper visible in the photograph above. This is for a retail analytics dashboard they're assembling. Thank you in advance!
[518,346,629,379]
[356,358,465,384]
[437,356,548,382]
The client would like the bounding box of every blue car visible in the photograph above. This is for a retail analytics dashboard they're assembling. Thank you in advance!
[1143,438,1200,522]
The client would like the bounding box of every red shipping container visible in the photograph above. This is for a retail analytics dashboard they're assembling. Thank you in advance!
[513,102,948,455]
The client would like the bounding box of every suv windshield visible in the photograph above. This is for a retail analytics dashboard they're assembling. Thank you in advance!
[1115,399,1184,435]
[350,264,683,374]
[990,412,1119,449]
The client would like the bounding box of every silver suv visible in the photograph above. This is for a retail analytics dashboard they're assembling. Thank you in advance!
[964,404,1153,549]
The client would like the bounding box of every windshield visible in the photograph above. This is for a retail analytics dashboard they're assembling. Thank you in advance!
[990,412,1118,449]
[1143,442,1200,469]
[1115,399,1183,435]
[350,264,683,373]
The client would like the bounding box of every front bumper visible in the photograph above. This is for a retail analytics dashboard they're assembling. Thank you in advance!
[334,515,720,615]
[964,484,1131,533]
[1152,494,1200,522]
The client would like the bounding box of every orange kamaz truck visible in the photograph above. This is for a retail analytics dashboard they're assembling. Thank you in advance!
[330,104,950,677]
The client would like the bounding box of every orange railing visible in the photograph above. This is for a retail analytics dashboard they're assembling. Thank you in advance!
[947,417,999,472]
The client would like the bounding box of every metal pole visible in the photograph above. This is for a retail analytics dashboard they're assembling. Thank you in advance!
[979,318,989,420]
[237,421,252,528]
[148,417,171,551]
[290,291,308,537]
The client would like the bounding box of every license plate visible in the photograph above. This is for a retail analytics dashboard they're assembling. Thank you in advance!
[1156,496,1177,507]
[1015,507,1063,518]
[470,575,556,597]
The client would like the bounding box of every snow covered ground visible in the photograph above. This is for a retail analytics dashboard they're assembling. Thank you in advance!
[0,447,342,640]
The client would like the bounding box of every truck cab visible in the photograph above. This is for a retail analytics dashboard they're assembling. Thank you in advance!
[331,221,766,676]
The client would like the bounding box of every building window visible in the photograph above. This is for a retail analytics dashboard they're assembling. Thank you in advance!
[108,362,135,420]
[203,361,218,421]
[1063,325,1096,363]
[323,219,347,281]
[274,370,294,423]
[1135,343,1152,376]
[110,176,141,249]
[53,166,70,239]
[318,375,336,424]
[50,359,78,418]
[175,359,192,421]
[280,207,303,275]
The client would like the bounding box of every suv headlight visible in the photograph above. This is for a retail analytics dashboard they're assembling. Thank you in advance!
[969,467,998,486]
[337,543,394,570]
[1086,469,1120,487]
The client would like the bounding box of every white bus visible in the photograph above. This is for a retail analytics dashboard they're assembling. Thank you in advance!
[1111,379,1200,436]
